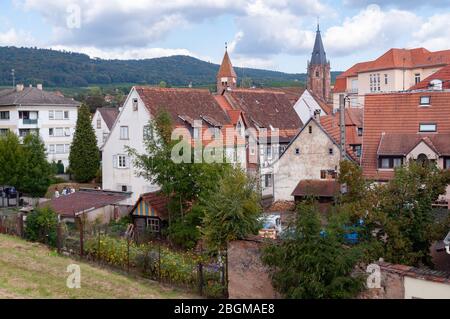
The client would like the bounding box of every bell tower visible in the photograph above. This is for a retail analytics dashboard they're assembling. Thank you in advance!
[217,43,237,94]
[307,23,331,102]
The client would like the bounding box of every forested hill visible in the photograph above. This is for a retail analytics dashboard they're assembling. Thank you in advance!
[0,46,341,88]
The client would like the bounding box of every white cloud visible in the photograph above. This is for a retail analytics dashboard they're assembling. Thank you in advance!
[343,0,449,9]
[0,28,35,46]
[49,45,200,60]
[411,13,450,51]
[230,0,329,56]
[15,0,248,47]
[324,5,420,56]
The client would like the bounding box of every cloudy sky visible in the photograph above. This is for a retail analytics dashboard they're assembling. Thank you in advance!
[1,0,449,73]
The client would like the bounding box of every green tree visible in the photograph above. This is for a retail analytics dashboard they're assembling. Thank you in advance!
[128,110,232,248]
[25,206,58,247]
[262,201,365,299]
[372,161,450,266]
[69,104,100,182]
[21,133,55,197]
[0,131,25,187]
[201,168,262,252]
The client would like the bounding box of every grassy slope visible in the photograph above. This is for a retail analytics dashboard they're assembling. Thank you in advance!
[0,234,196,299]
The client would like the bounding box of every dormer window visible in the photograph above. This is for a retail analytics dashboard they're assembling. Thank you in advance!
[132,98,138,111]
[419,123,436,133]
[419,96,431,106]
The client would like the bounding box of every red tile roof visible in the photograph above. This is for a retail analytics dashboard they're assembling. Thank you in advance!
[377,133,450,156]
[410,64,450,90]
[225,89,302,133]
[359,48,450,73]
[362,91,450,180]
[291,179,339,197]
[218,51,237,78]
[98,107,119,130]
[318,109,363,161]
[336,48,450,92]
[42,189,130,217]
[136,87,230,127]
[131,191,170,220]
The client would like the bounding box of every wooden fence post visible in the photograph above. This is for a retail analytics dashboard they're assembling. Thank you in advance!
[198,261,204,296]
[56,222,62,254]
[17,213,24,238]
[0,216,3,234]
[127,237,130,273]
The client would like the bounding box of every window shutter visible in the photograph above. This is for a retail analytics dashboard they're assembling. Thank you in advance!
[113,155,117,168]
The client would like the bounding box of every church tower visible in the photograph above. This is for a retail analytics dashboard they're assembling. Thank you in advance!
[307,23,331,102]
[217,44,237,94]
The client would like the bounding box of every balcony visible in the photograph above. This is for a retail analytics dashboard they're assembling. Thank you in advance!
[22,119,38,125]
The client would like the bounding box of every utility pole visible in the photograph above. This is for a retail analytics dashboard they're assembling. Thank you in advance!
[339,95,347,161]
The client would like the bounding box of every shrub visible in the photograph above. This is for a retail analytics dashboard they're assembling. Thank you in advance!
[25,206,58,247]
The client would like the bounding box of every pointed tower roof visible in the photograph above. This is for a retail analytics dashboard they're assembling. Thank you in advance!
[218,48,237,78]
[310,23,327,65]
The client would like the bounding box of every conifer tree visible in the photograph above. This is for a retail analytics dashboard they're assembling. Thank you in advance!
[21,133,55,197]
[69,104,99,182]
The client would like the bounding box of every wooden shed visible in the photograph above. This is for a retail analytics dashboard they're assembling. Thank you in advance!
[130,191,169,235]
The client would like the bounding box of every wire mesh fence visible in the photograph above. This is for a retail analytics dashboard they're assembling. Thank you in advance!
[0,211,226,298]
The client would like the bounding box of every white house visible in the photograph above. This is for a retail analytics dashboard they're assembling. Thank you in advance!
[102,86,247,204]
[273,115,357,202]
[92,107,119,149]
[0,84,80,172]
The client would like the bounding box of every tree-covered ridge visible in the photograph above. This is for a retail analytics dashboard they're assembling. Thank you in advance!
[0,46,342,88]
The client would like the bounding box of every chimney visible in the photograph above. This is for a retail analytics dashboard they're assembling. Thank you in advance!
[37,84,43,90]
[16,84,24,92]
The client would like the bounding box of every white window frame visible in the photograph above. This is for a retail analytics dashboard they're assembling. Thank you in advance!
[120,126,129,140]
[419,96,431,106]
[117,155,128,168]
[419,123,437,133]
[146,218,160,233]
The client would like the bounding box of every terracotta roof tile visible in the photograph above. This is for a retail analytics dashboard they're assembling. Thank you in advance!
[291,179,339,197]
[362,91,450,180]
[132,191,170,220]
[136,87,230,127]
[218,51,237,78]
[42,189,130,217]
[225,89,302,132]
[410,64,450,90]
[337,48,450,93]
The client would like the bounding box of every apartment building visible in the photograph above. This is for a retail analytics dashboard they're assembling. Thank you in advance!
[0,84,80,171]
[333,48,450,109]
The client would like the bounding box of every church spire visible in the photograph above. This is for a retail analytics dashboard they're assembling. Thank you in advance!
[310,22,327,65]
[217,44,237,93]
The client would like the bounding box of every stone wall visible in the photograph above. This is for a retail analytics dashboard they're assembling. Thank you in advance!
[227,239,280,299]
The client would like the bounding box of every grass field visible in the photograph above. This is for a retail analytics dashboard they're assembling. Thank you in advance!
[0,234,197,299]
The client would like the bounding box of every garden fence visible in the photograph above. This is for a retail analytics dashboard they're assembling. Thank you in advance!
[0,211,226,298]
